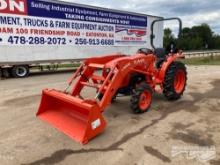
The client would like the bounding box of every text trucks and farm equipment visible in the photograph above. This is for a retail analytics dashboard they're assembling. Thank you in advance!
[0,0,163,78]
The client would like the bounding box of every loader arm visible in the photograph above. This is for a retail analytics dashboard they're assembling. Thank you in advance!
[69,54,155,111]
[96,54,155,111]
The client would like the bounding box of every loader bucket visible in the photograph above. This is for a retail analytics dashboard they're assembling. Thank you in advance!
[36,89,106,144]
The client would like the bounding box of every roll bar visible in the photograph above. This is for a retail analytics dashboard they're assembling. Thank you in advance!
[150,17,182,49]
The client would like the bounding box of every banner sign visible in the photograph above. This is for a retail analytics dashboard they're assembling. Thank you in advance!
[0,0,148,46]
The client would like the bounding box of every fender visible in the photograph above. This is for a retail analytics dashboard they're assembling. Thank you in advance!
[157,55,178,82]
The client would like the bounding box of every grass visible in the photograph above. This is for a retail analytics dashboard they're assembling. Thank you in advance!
[33,55,220,72]
[182,55,220,65]
[30,63,80,73]
[57,56,220,68]
[58,63,80,68]
[36,63,80,69]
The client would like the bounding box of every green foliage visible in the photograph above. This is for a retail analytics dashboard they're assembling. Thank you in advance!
[212,35,220,49]
[164,24,220,50]
[164,28,175,49]
[182,56,220,65]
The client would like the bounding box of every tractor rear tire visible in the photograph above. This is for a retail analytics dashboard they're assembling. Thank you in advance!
[163,61,187,100]
[130,83,152,114]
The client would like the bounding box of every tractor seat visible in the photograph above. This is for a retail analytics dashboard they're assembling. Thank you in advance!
[154,48,166,59]
[154,48,167,68]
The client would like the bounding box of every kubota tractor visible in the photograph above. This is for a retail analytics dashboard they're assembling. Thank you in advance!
[37,18,187,144]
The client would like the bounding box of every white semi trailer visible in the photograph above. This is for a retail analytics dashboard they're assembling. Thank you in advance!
[0,0,163,78]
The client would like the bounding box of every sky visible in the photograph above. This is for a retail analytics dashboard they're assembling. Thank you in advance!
[61,0,220,34]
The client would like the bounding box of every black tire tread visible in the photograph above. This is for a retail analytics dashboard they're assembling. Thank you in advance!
[163,61,187,100]
[130,83,152,114]
[11,65,29,78]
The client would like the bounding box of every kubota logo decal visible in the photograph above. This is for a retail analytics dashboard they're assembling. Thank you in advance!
[0,0,27,15]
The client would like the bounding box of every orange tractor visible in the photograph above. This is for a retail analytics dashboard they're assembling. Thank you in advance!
[37,18,187,144]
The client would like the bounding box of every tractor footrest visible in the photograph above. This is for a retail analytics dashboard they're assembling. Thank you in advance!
[88,63,105,68]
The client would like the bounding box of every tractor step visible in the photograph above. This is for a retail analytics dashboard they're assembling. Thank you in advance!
[88,63,105,68]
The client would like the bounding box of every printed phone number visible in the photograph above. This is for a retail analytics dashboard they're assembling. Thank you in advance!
[7,36,115,46]
[8,36,66,45]
[75,38,114,45]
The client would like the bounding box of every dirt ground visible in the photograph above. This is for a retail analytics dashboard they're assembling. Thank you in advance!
[0,65,220,165]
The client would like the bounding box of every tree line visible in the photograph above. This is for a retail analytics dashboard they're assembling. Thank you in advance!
[164,23,220,50]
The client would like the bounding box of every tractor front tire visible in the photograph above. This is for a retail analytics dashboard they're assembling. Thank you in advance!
[130,83,152,114]
[163,61,187,100]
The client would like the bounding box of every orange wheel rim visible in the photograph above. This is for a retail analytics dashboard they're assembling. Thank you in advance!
[139,91,151,111]
[174,70,186,93]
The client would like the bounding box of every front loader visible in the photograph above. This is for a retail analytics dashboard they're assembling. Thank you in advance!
[37,18,187,144]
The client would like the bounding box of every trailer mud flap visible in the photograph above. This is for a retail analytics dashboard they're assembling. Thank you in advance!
[36,89,106,144]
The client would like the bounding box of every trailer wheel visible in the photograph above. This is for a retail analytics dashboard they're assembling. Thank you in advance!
[11,65,29,78]
[130,83,152,113]
[2,68,10,78]
[163,61,187,100]
[0,68,2,79]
